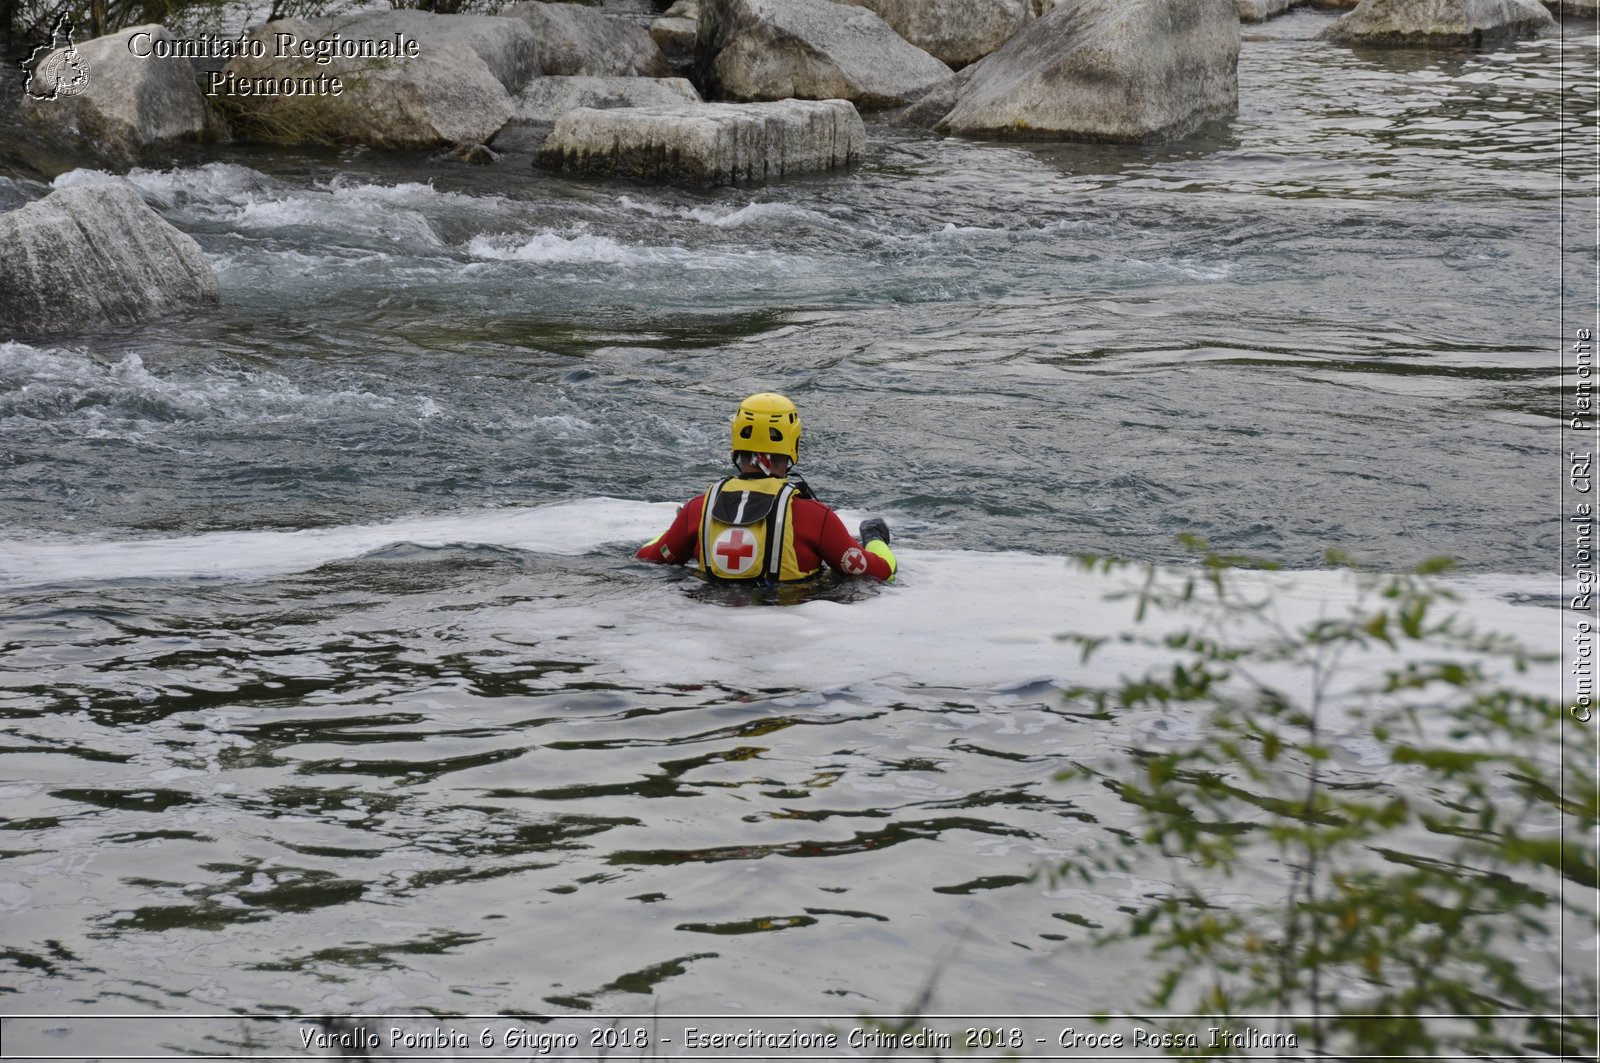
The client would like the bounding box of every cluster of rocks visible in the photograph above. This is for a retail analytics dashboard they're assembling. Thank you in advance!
[5,0,1576,332]
[21,0,1570,180]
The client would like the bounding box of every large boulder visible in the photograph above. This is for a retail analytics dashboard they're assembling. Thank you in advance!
[503,1,671,76]
[937,0,1240,143]
[837,0,1034,68]
[698,0,954,109]
[536,98,865,186]
[0,183,219,333]
[21,24,218,167]
[317,10,541,93]
[1320,0,1555,42]
[497,74,702,151]
[218,18,513,149]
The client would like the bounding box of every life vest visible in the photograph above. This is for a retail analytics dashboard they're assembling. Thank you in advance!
[696,476,815,584]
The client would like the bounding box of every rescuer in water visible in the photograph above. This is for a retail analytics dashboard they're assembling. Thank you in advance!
[634,393,897,584]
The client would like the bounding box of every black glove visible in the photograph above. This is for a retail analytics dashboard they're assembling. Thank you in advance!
[858,518,890,546]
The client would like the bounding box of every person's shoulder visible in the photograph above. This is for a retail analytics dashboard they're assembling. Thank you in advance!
[791,494,833,514]
[791,495,844,527]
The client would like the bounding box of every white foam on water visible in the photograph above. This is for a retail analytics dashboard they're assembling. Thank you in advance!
[231,194,442,246]
[54,164,445,248]
[0,498,669,590]
[465,229,666,266]
[316,173,515,212]
[493,541,1560,701]
[51,168,136,192]
[0,499,1560,704]
[214,246,398,279]
[463,228,819,277]
[1126,256,1240,282]
[930,221,1007,239]
[680,201,832,229]
[108,162,277,207]
[0,341,414,431]
[615,195,833,230]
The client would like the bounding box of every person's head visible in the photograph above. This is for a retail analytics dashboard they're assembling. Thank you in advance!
[730,392,801,477]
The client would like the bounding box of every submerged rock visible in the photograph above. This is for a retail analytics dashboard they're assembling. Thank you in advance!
[1236,0,1308,19]
[504,1,671,77]
[938,0,1240,143]
[219,18,513,149]
[498,74,702,151]
[0,183,219,333]
[536,98,865,186]
[449,143,500,164]
[1320,0,1555,44]
[698,0,954,109]
[836,0,1034,68]
[21,24,219,167]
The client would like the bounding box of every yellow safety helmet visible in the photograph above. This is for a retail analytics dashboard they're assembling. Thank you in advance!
[730,392,802,463]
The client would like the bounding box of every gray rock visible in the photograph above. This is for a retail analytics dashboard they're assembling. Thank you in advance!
[651,14,699,63]
[698,0,954,109]
[536,98,865,185]
[653,0,700,61]
[0,182,219,333]
[312,10,541,93]
[21,24,219,167]
[888,60,984,127]
[837,0,1034,68]
[1236,0,1308,19]
[219,19,513,149]
[1320,0,1555,44]
[449,142,500,164]
[1547,0,1596,15]
[939,0,1240,143]
[503,1,671,76]
[498,74,702,151]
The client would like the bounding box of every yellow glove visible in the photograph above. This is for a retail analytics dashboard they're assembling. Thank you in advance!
[864,539,896,582]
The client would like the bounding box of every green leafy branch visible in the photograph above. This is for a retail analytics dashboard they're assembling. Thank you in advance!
[1055,543,1597,1059]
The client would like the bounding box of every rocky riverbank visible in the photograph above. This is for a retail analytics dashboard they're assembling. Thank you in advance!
[4,0,1575,331]
[18,0,1569,178]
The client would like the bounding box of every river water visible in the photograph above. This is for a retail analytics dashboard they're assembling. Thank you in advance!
[0,7,1593,1059]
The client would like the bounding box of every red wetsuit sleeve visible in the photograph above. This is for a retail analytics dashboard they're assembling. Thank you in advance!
[635,494,705,565]
[794,499,894,581]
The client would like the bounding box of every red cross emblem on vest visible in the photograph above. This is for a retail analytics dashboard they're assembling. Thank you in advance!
[712,527,758,576]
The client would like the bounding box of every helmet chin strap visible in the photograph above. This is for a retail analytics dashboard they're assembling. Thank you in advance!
[733,451,791,477]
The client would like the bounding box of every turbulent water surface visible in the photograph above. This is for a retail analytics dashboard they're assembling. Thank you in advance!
[0,8,1592,1058]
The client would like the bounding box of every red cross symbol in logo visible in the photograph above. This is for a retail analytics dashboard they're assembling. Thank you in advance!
[840,547,868,576]
[714,528,757,574]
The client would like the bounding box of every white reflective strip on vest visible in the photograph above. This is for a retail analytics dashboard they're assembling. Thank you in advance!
[701,481,723,572]
[766,484,795,581]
